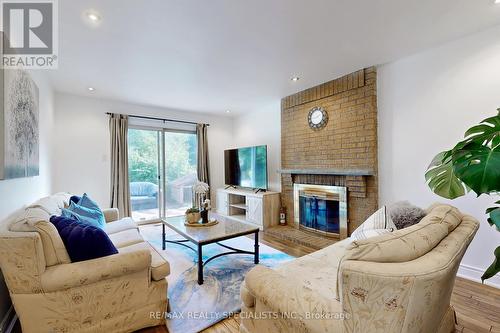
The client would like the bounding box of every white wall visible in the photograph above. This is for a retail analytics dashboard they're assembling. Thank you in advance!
[232,102,281,192]
[378,24,500,287]
[0,71,55,220]
[0,70,55,325]
[52,93,233,207]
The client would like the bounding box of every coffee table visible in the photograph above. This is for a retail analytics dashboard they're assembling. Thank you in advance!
[161,216,260,285]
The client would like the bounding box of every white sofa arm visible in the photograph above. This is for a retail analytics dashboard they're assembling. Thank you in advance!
[41,249,151,292]
[103,208,120,223]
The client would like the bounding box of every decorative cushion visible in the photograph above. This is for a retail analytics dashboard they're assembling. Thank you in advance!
[351,228,393,241]
[9,206,50,232]
[50,215,118,262]
[34,221,71,266]
[69,195,81,205]
[29,192,71,215]
[62,202,105,229]
[388,201,426,229]
[76,193,102,213]
[9,193,72,232]
[351,206,396,241]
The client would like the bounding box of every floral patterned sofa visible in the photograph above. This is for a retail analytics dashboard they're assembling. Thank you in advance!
[240,204,479,333]
[0,193,169,333]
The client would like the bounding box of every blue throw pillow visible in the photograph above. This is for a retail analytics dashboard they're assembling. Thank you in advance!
[69,195,81,205]
[78,193,102,214]
[63,202,106,229]
[50,215,118,262]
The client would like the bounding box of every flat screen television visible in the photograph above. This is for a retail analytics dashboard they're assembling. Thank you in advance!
[224,145,268,190]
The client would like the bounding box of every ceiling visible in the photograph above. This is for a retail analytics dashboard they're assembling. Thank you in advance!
[49,0,500,115]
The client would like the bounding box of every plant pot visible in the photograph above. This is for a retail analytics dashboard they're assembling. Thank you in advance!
[186,212,201,224]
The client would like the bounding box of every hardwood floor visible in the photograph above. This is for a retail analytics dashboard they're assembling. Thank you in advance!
[452,277,500,332]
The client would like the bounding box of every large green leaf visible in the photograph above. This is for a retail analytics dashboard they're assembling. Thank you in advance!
[486,200,500,214]
[488,209,500,231]
[487,201,500,231]
[452,141,500,195]
[462,110,500,146]
[448,110,500,195]
[482,246,500,282]
[425,151,469,199]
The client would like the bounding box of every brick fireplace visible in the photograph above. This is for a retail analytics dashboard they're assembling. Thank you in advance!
[279,67,378,238]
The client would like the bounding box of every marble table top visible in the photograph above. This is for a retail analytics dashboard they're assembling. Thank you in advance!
[162,215,259,245]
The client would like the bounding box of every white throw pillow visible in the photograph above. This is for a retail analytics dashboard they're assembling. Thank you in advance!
[9,207,50,232]
[351,206,396,241]
[29,192,71,215]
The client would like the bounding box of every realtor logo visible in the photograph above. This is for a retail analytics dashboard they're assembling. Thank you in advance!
[1,0,58,69]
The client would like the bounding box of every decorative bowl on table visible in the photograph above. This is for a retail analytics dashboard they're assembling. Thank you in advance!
[185,208,201,224]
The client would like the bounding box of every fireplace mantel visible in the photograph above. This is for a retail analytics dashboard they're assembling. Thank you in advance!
[277,168,374,176]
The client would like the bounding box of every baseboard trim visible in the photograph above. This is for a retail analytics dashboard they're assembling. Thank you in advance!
[0,306,17,333]
[457,264,500,288]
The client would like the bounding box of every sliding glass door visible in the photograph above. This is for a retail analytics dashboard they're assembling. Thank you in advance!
[128,128,161,220]
[128,127,197,221]
[164,131,197,217]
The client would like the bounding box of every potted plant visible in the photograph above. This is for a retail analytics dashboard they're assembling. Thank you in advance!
[185,207,201,224]
[192,181,210,209]
[425,109,500,282]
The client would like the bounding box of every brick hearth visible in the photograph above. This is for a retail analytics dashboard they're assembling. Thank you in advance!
[265,225,336,250]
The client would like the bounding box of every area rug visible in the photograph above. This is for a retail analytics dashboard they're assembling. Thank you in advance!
[140,224,294,333]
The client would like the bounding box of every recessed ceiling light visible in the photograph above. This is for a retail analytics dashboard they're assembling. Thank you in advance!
[225,110,231,113]
[87,87,95,92]
[291,76,300,82]
[85,11,101,22]
[496,0,500,4]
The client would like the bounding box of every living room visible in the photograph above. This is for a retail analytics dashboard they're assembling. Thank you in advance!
[0,1,500,333]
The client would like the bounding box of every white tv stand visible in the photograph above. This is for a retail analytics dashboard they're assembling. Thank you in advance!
[216,187,281,230]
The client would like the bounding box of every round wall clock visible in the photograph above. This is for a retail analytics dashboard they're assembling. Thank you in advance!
[308,107,328,130]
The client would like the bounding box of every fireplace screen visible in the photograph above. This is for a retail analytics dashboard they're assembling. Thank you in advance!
[299,193,340,234]
[294,184,348,238]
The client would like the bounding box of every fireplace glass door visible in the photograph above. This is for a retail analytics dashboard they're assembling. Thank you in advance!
[293,184,348,238]
[299,193,340,234]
